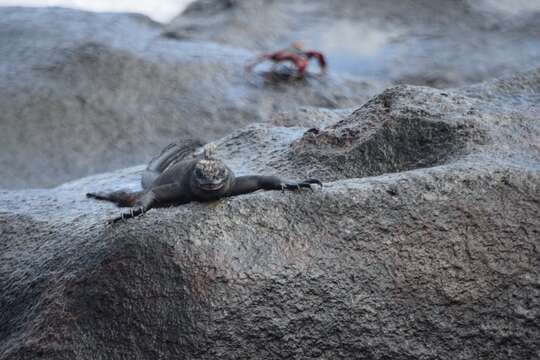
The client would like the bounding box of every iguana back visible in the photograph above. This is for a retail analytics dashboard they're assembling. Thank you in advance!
[141,139,202,189]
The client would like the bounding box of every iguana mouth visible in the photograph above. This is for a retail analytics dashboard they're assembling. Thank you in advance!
[197,181,225,191]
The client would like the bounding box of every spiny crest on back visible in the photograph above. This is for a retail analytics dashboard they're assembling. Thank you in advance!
[203,143,217,160]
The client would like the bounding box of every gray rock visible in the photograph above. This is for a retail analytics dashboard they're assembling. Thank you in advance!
[167,0,540,86]
[0,7,375,189]
[1,68,539,359]
[270,106,354,129]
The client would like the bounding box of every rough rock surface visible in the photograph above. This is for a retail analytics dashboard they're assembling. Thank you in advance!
[1,68,539,359]
[0,7,374,189]
[167,0,540,86]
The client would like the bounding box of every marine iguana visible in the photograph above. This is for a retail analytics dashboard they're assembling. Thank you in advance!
[87,140,322,223]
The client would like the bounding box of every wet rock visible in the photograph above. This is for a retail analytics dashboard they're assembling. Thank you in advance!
[0,7,374,189]
[167,0,540,86]
[1,68,539,359]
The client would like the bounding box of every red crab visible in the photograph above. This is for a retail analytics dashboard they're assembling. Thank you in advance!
[245,42,327,78]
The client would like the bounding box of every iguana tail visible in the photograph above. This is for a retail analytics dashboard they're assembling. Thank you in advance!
[87,190,144,207]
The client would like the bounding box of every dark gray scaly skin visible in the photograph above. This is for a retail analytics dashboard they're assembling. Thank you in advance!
[87,141,322,223]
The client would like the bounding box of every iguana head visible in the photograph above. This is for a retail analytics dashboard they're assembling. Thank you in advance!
[192,159,230,192]
[191,143,231,194]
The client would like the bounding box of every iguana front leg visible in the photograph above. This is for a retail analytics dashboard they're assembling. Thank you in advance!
[109,183,191,223]
[228,176,322,196]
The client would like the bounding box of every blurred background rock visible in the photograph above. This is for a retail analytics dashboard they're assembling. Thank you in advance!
[0,0,539,189]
